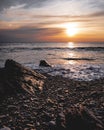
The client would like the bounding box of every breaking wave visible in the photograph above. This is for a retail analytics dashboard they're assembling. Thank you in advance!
[0,47,104,53]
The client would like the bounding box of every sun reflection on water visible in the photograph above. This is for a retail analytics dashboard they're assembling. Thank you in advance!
[67,42,76,64]
[68,42,75,48]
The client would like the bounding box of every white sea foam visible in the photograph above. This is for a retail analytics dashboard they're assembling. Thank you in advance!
[26,63,104,81]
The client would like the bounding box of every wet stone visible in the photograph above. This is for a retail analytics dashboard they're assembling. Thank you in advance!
[48,121,56,129]
[0,127,11,130]
[47,98,54,106]
[90,91,102,98]
[39,60,51,67]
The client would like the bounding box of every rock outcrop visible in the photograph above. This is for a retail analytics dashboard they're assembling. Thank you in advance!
[55,105,103,130]
[0,59,46,96]
[47,106,103,130]
[39,60,51,67]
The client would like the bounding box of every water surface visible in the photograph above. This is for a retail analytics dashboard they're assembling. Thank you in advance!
[0,42,104,81]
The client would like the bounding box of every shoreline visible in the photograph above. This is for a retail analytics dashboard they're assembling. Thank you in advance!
[0,60,104,130]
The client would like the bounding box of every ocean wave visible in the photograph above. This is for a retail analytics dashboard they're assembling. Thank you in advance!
[31,47,104,51]
[0,47,104,53]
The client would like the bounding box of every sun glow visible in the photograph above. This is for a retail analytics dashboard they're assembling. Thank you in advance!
[65,23,79,37]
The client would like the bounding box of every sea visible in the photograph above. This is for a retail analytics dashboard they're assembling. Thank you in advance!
[0,42,104,81]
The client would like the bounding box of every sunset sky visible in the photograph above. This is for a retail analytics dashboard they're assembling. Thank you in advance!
[0,0,104,42]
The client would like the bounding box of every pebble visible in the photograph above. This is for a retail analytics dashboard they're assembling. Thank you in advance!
[0,127,11,130]
[49,121,56,127]
[47,98,54,105]
[0,115,7,119]
[26,124,34,127]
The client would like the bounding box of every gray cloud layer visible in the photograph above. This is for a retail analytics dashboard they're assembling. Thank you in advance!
[0,26,63,42]
[0,0,49,11]
[0,0,104,12]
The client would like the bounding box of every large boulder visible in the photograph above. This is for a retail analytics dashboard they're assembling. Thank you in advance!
[0,59,46,96]
[52,106,103,130]
[49,106,104,130]
[64,106,103,130]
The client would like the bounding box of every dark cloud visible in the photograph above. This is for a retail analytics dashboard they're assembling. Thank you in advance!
[0,0,49,11]
[89,0,104,9]
[0,27,63,42]
[89,11,104,17]
[0,0,104,12]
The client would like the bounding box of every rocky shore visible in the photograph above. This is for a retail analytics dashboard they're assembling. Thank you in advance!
[0,60,104,130]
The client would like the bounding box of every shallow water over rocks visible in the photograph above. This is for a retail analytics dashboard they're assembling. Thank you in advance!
[26,63,104,81]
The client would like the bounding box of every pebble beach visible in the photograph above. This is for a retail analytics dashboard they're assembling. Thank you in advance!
[0,73,104,130]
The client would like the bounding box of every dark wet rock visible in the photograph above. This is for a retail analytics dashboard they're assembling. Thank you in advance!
[47,106,103,130]
[90,91,102,98]
[7,105,18,111]
[49,121,56,126]
[48,121,56,130]
[39,60,51,67]
[0,59,46,96]
[42,112,52,122]
[76,86,88,91]
[56,112,66,129]
[64,106,103,130]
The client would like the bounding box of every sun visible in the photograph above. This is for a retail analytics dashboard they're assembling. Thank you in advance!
[66,27,78,36]
[65,23,79,37]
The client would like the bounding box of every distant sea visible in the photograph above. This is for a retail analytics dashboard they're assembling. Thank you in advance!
[0,42,104,81]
